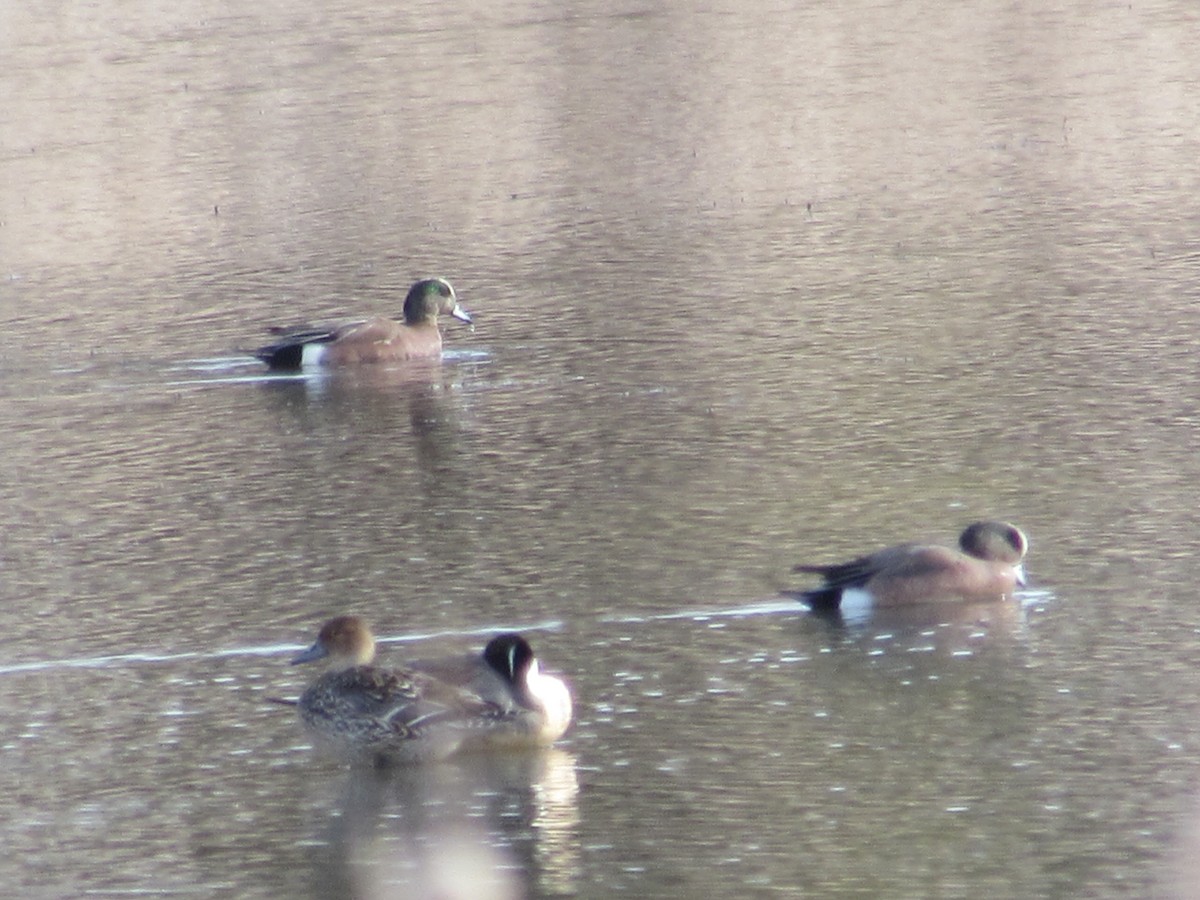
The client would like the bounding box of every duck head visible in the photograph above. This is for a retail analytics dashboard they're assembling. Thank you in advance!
[403,277,472,326]
[483,633,573,740]
[292,615,377,669]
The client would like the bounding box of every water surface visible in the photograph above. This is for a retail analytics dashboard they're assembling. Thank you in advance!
[3,0,1200,896]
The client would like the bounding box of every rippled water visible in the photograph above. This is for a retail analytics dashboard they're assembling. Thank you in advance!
[4,0,1200,896]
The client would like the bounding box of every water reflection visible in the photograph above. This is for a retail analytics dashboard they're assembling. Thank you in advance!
[1168,794,1200,900]
[257,366,464,461]
[791,591,1028,630]
[312,751,579,900]
[602,590,1050,653]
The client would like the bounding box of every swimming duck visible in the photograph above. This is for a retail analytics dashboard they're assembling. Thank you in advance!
[409,632,574,748]
[290,615,490,764]
[793,521,1028,615]
[255,276,471,370]
[289,617,572,764]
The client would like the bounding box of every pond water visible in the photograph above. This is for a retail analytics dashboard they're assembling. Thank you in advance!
[3,0,1200,896]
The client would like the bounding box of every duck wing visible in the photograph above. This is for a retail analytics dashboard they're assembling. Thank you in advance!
[408,652,521,714]
[793,544,938,612]
[254,317,384,365]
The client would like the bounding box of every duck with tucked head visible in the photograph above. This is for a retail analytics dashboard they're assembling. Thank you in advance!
[289,616,572,765]
[255,276,472,370]
[409,632,574,749]
[792,521,1029,616]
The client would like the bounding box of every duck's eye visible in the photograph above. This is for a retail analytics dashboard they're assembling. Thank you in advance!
[437,283,451,297]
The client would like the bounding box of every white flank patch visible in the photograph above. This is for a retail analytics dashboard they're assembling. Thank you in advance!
[300,343,328,367]
[838,587,876,626]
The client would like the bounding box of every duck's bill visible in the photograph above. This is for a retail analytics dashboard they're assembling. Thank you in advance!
[291,642,329,665]
[1014,563,1027,587]
[451,306,473,324]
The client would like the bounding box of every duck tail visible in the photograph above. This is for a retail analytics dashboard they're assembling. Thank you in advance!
[253,342,305,371]
[781,586,843,614]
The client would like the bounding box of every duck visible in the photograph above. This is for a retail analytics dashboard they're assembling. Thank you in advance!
[255,276,472,370]
[289,616,572,765]
[409,632,574,749]
[289,615,490,764]
[792,521,1028,616]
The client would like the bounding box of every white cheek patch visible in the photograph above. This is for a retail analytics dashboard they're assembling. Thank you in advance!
[301,343,328,367]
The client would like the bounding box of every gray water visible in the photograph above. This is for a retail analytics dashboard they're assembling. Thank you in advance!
[4,0,1200,896]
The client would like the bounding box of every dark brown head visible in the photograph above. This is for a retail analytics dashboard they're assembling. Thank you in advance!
[482,633,538,707]
[481,633,573,736]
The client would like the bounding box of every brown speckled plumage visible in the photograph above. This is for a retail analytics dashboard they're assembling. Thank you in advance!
[289,617,572,765]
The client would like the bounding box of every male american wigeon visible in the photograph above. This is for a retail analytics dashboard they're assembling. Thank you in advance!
[289,616,572,765]
[255,276,472,370]
[792,521,1029,615]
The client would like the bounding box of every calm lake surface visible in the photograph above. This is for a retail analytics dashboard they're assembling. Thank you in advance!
[4,0,1200,896]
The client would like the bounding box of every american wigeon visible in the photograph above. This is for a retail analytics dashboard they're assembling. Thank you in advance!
[289,616,571,765]
[255,277,471,370]
[793,521,1029,614]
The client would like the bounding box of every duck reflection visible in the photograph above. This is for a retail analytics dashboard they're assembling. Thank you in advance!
[788,590,1039,663]
[314,749,580,900]
[791,591,1028,632]
[255,360,475,476]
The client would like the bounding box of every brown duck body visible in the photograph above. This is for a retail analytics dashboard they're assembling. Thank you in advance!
[255,277,471,371]
[795,521,1029,613]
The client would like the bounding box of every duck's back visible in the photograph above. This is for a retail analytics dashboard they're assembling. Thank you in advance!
[407,652,522,714]
[297,665,492,762]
